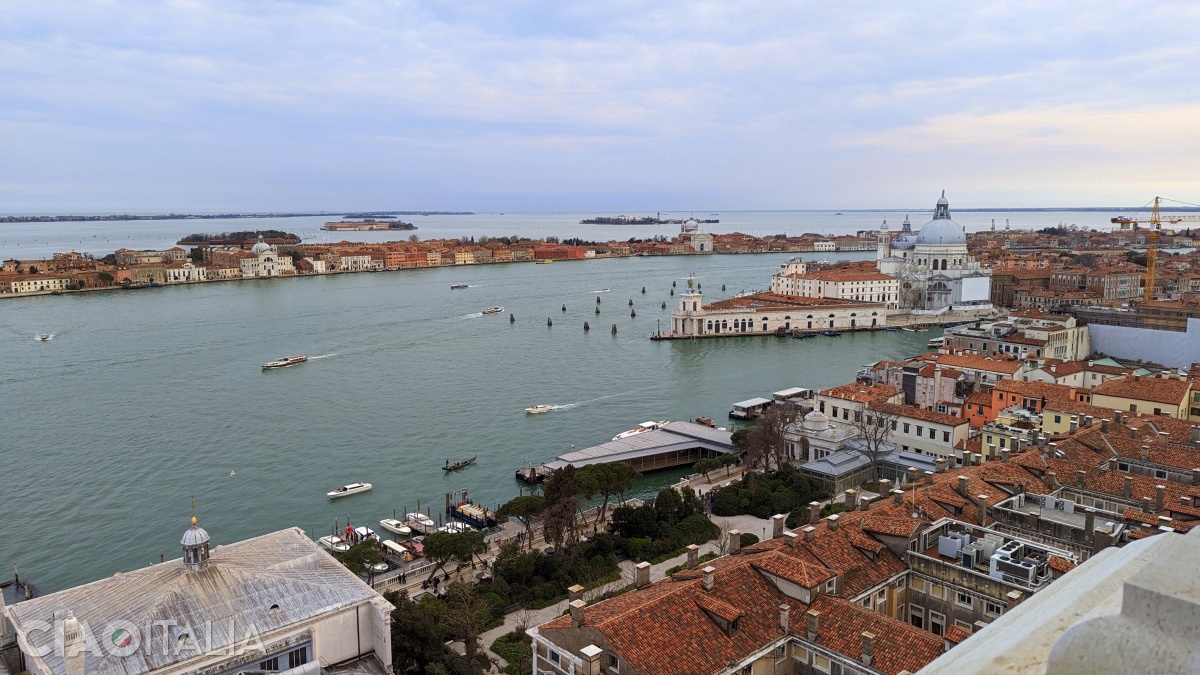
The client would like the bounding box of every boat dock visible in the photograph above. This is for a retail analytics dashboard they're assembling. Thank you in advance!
[516,421,736,483]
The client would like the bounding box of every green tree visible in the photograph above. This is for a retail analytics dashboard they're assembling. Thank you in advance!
[188,247,204,263]
[383,590,454,672]
[340,540,383,576]
[409,233,419,242]
[654,487,684,526]
[578,462,641,525]
[542,466,582,552]
[730,427,750,451]
[693,457,721,481]
[422,530,487,582]
[497,494,545,549]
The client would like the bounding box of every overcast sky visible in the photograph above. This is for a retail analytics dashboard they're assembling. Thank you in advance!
[3,1,1199,212]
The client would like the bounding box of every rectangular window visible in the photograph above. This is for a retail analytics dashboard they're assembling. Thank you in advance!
[985,601,1003,616]
[261,657,279,671]
[826,579,836,593]
[955,620,973,632]
[891,420,898,431]
[929,427,936,439]
[288,648,308,669]
[909,577,926,592]
[929,611,946,636]
[1118,462,1129,471]
[814,653,832,673]
[1054,415,1062,424]
[956,591,972,608]
[943,431,950,443]
[916,425,924,436]
[930,583,945,599]
[910,605,924,630]
[903,423,910,434]
[832,405,838,417]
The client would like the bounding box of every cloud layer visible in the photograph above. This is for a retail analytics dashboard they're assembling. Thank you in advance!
[2,0,1198,210]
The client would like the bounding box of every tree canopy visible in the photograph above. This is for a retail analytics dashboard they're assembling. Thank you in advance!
[578,462,641,525]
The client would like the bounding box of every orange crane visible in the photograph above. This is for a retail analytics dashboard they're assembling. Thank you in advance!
[1111,197,1200,302]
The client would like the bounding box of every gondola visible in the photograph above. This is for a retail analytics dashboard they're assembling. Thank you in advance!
[443,455,477,472]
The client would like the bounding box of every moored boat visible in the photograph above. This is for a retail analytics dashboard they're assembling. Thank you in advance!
[525,404,554,414]
[536,259,553,264]
[379,519,412,536]
[353,526,381,542]
[694,416,716,428]
[405,512,436,532]
[450,501,495,529]
[327,482,372,499]
[318,535,351,552]
[443,455,477,471]
[821,331,842,337]
[928,336,946,348]
[613,420,668,441]
[482,306,504,314]
[262,355,308,370]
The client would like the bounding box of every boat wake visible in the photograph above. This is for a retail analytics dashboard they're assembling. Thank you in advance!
[589,289,612,293]
[462,312,485,319]
[34,333,54,341]
[308,353,338,360]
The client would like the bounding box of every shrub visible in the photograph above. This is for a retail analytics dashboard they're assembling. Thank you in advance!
[739,532,759,548]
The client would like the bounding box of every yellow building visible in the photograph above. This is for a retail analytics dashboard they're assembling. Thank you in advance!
[1090,375,1191,420]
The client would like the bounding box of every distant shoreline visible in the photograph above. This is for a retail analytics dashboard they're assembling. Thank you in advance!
[0,211,473,223]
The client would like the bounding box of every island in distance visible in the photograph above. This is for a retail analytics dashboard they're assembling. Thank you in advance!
[321,219,417,232]
[177,230,302,245]
[580,214,719,225]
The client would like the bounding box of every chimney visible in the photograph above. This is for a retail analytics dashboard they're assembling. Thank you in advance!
[729,530,742,553]
[1000,448,1010,463]
[806,609,820,642]
[1084,508,1096,542]
[1047,442,1058,457]
[1075,470,1087,488]
[827,514,840,531]
[1100,464,1108,476]
[860,495,874,511]
[783,531,799,548]
[1070,418,1078,433]
[1115,410,1124,424]
[1129,427,1137,440]
[686,544,699,569]
[1006,590,1024,609]
[977,495,989,526]
[803,526,816,542]
[1124,474,1133,498]
[64,611,85,675]
[1038,435,1047,449]
[907,466,920,484]
[1016,438,1027,454]
[893,489,905,505]
[1156,485,1166,512]
[635,561,651,589]
[1141,445,1151,461]
[924,471,934,485]
[580,645,603,675]
[702,565,716,591]
[570,599,587,628]
[772,514,786,539]
[1093,527,1113,552]
[845,490,859,512]
[809,501,822,523]
[935,457,947,473]
[1184,495,1195,507]
[1047,471,1059,489]
[1084,415,1093,428]
[861,631,877,667]
[957,475,969,498]
[780,604,791,633]
[1142,496,1154,514]
[1101,418,1110,433]
[568,584,585,603]
[879,479,893,494]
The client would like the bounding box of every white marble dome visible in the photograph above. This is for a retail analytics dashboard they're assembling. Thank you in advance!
[251,237,273,255]
[916,218,966,246]
[803,410,829,431]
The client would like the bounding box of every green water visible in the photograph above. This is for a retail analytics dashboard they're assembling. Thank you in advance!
[1,251,933,592]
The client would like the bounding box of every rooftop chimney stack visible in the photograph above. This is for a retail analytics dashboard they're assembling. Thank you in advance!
[570,599,586,628]
[809,501,822,524]
[1124,474,1134,499]
[635,561,651,589]
[1000,449,1010,463]
[783,531,799,548]
[977,495,989,526]
[1076,469,1087,488]
[568,584,585,603]
[935,458,947,473]
[780,604,791,634]
[772,514,786,539]
[860,495,873,511]
[861,631,876,667]
[1102,418,1110,433]
[1084,508,1096,542]
[702,565,715,591]
[806,610,820,642]
[1006,590,1024,609]
[907,466,919,483]
[1048,471,1059,489]
[957,475,969,498]
[827,514,840,531]
[1141,445,1151,461]
[803,526,816,542]
[580,645,603,675]
[845,489,859,512]
[686,544,699,569]
[729,530,742,553]
[1142,496,1154,514]
[924,471,934,485]
[879,479,893,494]
[1156,485,1166,512]
[893,489,905,505]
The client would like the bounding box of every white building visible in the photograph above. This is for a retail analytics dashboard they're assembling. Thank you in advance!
[2,519,394,675]
[678,219,714,253]
[668,286,890,337]
[165,262,209,284]
[239,237,296,278]
[877,193,992,311]
[770,259,900,309]
[5,276,70,294]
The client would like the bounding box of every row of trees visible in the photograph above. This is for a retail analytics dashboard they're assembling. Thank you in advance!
[497,462,642,553]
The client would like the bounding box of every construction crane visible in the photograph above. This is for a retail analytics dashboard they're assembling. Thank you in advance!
[1111,197,1200,302]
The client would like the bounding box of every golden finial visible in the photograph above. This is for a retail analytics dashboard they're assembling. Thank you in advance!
[191,515,198,527]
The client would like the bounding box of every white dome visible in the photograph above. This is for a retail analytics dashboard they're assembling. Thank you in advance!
[804,410,829,431]
[891,233,916,250]
[181,522,210,547]
[251,237,273,255]
[916,219,966,246]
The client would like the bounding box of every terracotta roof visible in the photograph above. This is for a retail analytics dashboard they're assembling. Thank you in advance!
[750,553,835,588]
[944,624,973,645]
[871,402,967,427]
[994,379,1074,401]
[1092,376,1191,405]
[929,352,1025,375]
[820,382,899,404]
[1048,555,1077,573]
[704,293,884,312]
[808,595,944,675]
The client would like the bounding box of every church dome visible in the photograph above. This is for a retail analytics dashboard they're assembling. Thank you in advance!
[804,410,829,431]
[251,236,273,255]
[181,517,210,547]
[915,191,966,246]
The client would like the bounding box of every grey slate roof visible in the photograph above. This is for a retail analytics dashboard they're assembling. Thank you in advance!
[543,422,735,471]
[6,527,386,675]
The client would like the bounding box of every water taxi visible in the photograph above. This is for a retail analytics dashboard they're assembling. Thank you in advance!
[262,355,308,370]
[525,404,555,414]
[353,525,381,542]
[379,519,412,536]
[450,283,468,289]
[36,334,50,341]
[317,535,351,553]
[613,420,668,441]
[536,259,554,264]
[928,336,946,349]
[405,512,436,532]
[327,482,372,499]
[482,306,504,314]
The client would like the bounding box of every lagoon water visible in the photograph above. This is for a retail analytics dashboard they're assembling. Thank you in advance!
[0,245,946,593]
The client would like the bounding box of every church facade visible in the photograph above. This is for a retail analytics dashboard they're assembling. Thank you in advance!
[876,193,992,311]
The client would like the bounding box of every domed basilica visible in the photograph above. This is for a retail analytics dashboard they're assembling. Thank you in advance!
[876,192,992,311]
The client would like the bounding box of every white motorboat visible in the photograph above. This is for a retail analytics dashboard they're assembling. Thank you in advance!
[369,562,389,573]
[36,334,50,341]
[437,521,472,534]
[379,519,412,536]
[327,482,372,499]
[482,306,504,314]
[318,535,351,553]
[405,512,436,530]
[353,526,380,542]
[613,420,669,441]
[525,404,555,414]
[262,355,308,370]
